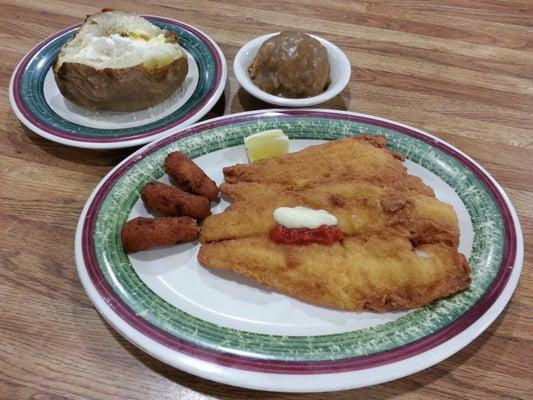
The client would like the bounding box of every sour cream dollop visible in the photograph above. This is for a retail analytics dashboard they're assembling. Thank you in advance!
[273,206,338,229]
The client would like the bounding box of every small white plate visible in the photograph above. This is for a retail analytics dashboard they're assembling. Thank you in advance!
[234,33,351,107]
[9,16,227,149]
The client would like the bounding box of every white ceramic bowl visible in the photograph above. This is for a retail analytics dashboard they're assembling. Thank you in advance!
[234,32,351,107]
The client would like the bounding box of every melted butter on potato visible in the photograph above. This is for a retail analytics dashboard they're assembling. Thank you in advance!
[53,10,189,111]
[56,12,185,70]
[65,33,182,70]
[123,31,152,41]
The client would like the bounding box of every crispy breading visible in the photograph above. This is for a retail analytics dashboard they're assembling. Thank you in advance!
[198,236,470,311]
[165,151,219,201]
[198,135,470,311]
[203,181,459,246]
[142,181,211,219]
[223,135,434,196]
[121,216,199,253]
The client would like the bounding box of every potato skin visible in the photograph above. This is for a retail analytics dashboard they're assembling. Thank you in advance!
[53,56,187,112]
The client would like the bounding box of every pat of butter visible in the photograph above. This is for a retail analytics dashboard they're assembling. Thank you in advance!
[273,206,337,229]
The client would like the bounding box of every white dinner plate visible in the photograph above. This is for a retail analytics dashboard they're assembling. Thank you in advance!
[75,109,522,392]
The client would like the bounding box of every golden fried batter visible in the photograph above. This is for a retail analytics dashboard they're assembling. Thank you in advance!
[198,135,470,311]
[198,236,470,311]
[202,181,459,247]
[223,135,434,196]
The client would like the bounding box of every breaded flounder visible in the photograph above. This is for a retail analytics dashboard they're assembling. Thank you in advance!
[202,181,459,247]
[198,135,471,311]
[199,236,470,311]
[223,135,434,196]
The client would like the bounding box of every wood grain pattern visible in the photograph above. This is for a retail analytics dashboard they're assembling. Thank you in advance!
[1,0,532,398]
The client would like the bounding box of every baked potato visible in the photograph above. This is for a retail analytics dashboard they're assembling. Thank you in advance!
[53,10,188,112]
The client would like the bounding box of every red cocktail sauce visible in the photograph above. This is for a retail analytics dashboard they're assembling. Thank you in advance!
[269,224,343,245]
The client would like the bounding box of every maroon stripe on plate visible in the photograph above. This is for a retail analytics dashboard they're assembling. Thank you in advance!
[12,17,223,143]
[81,110,518,374]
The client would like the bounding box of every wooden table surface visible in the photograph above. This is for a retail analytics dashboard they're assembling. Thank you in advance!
[1,0,532,399]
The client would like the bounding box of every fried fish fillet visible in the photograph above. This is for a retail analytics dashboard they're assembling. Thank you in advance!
[199,135,470,311]
[223,135,434,196]
[202,181,459,247]
[198,236,470,311]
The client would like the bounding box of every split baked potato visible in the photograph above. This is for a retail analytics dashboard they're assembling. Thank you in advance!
[53,10,188,112]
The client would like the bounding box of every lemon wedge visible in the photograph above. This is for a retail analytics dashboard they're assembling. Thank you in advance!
[244,129,289,162]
